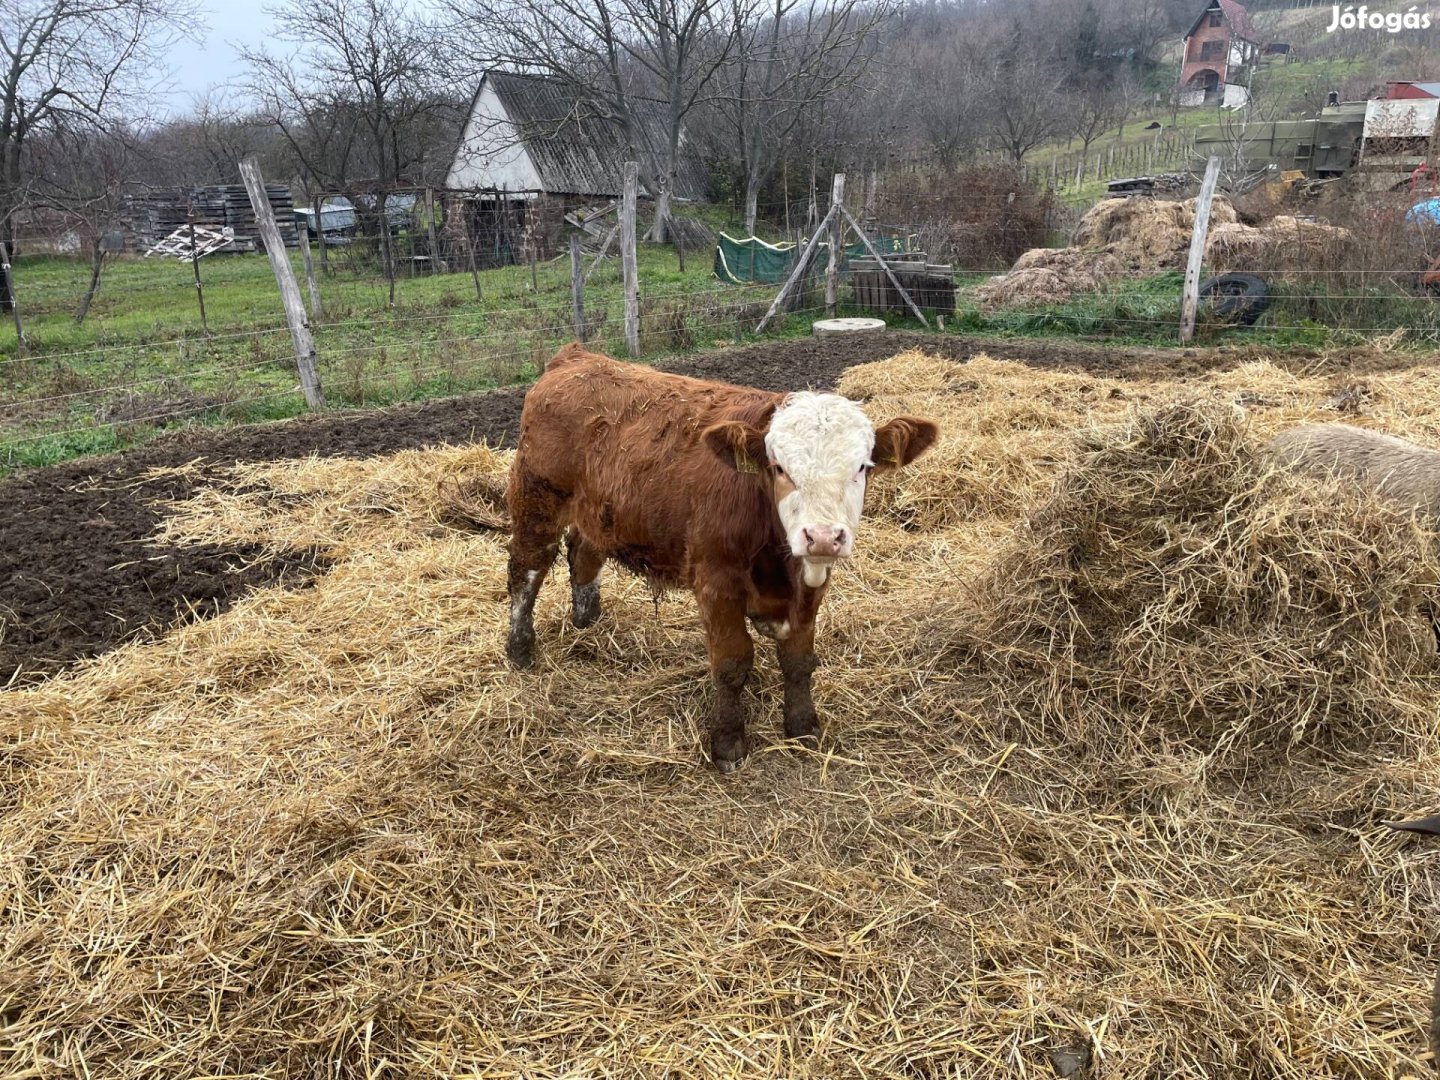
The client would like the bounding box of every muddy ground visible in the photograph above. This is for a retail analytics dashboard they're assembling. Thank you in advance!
[0,331,1424,684]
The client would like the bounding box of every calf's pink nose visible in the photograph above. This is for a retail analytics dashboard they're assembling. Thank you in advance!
[802,526,846,557]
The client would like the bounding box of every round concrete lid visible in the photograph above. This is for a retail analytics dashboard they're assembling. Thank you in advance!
[812,317,887,335]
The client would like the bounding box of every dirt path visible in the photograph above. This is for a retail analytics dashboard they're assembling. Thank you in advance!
[0,332,1422,683]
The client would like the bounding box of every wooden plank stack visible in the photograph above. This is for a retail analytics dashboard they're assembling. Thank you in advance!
[120,185,298,253]
[850,253,956,315]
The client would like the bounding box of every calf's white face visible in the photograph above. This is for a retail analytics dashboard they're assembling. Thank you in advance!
[765,393,875,587]
[703,393,939,590]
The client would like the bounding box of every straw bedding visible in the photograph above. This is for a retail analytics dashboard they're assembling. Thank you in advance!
[4,348,1440,1077]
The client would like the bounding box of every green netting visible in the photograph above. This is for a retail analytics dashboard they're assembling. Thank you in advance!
[713,232,912,284]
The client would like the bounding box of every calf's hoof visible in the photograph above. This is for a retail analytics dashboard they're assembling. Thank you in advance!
[571,582,602,629]
[506,630,536,670]
[711,730,749,773]
[784,711,821,749]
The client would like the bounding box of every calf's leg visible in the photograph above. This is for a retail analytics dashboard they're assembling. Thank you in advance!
[566,527,606,629]
[697,581,754,772]
[505,472,566,669]
[777,620,821,747]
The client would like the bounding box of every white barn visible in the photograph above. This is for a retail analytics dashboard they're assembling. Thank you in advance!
[446,71,705,200]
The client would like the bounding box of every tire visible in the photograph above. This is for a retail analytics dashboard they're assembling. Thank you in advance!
[1199,272,1270,326]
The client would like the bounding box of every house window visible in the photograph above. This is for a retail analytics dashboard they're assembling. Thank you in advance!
[1200,40,1225,60]
[1209,10,1223,25]
[1295,144,1313,158]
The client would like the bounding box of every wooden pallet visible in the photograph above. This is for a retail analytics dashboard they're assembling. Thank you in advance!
[143,225,235,262]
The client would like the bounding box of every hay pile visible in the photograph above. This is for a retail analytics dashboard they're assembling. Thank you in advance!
[4,347,1440,1077]
[977,196,1239,311]
[976,195,1352,312]
[969,247,1127,312]
[838,350,1138,526]
[1070,194,1238,268]
[1206,214,1354,273]
[942,400,1440,750]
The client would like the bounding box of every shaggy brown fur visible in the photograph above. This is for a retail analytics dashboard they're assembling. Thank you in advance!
[504,344,937,770]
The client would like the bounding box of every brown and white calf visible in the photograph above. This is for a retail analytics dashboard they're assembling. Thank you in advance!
[505,345,938,770]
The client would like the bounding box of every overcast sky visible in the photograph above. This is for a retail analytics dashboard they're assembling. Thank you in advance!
[159,0,280,115]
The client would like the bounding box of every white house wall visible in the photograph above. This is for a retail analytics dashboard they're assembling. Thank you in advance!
[1363,98,1440,138]
[1222,83,1249,108]
[446,81,545,191]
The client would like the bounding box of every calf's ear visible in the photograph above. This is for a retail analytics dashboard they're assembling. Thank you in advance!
[873,416,939,471]
[703,421,770,474]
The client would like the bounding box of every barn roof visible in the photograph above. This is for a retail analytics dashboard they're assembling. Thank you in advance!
[476,71,706,199]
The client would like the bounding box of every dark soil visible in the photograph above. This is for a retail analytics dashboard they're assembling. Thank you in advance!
[1,331,1430,684]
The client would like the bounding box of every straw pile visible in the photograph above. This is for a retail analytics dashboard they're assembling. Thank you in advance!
[4,347,1440,1078]
[977,196,1227,311]
[942,400,1440,750]
[979,194,1262,311]
[1206,215,1354,273]
[971,248,1126,312]
[1070,194,1237,269]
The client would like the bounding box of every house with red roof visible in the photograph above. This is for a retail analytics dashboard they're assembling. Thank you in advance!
[1386,81,1440,100]
[1177,0,1259,108]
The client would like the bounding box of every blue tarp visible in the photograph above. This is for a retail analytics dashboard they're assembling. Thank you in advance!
[1407,198,1440,227]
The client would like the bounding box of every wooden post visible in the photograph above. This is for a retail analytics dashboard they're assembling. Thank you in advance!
[462,199,483,301]
[824,173,845,316]
[425,188,445,273]
[378,195,396,307]
[188,219,209,332]
[298,227,322,321]
[570,233,586,343]
[528,240,538,292]
[1,241,24,351]
[754,203,839,334]
[620,160,640,356]
[584,223,619,285]
[313,196,329,275]
[840,206,930,328]
[1180,155,1223,344]
[239,155,325,409]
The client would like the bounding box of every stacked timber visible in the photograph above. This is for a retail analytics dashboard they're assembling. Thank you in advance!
[120,184,298,252]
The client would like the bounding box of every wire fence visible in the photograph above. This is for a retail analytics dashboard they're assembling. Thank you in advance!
[0,221,821,469]
[6,168,1440,471]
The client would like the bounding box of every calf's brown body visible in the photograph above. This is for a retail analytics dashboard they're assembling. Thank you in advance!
[504,345,935,769]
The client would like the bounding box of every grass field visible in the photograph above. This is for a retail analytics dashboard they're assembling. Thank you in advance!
[0,242,794,471]
[7,203,1439,476]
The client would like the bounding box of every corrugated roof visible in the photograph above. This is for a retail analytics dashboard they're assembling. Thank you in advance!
[484,71,706,199]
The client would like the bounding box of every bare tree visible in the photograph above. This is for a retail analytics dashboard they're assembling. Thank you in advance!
[453,0,741,240]
[243,0,459,303]
[2,0,195,310]
[137,92,281,187]
[710,0,890,235]
[899,36,990,174]
[984,52,1065,165]
[1071,74,1123,182]
[28,125,138,322]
